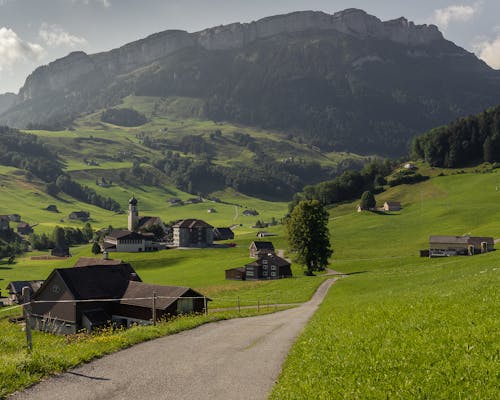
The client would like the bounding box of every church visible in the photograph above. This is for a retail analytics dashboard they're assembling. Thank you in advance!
[101,196,165,253]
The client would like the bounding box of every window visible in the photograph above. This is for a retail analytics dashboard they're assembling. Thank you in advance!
[271,265,276,271]
[271,271,277,277]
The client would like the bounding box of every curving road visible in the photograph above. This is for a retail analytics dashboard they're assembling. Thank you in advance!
[10,279,337,400]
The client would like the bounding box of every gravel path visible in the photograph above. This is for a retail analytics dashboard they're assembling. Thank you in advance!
[10,278,337,400]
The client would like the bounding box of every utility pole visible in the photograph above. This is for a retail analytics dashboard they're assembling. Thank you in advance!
[152,292,157,326]
[22,287,33,351]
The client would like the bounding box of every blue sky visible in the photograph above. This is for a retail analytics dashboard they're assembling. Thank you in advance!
[1,0,499,93]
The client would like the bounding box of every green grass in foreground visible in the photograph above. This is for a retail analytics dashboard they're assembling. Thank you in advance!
[0,307,289,398]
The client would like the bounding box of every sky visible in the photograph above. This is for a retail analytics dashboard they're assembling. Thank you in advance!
[1,0,499,93]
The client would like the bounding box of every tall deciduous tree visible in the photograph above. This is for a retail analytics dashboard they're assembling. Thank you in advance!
[286,200,333,275]
[359,191,376,210]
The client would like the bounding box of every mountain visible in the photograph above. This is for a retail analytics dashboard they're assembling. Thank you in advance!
[0,93,17,114]
[2,8,500,156]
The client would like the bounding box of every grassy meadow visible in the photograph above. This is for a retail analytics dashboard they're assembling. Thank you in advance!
[271,169,500,399]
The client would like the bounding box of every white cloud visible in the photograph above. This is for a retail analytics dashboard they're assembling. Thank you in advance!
[430,3,482,30]
[0,27,44,72]
[39,23,87,47]
[473,36,500,69]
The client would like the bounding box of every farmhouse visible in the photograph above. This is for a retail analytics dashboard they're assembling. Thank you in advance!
[69,211,90,221]
[29,264,208,334]
[213,227,234,241]
[172,219,214,247]
[249,241,275,258]
[429,235,494,257]
[383,201,401,211]
[242,209,259,216]
[256,231,276,238]
[245,254,292,280]
[5,280,44,305]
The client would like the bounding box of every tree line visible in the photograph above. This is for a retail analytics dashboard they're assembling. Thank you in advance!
[411,105,500,167]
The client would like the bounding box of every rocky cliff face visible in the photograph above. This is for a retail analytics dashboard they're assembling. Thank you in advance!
[0,93,17,114]
[16,9,443,101]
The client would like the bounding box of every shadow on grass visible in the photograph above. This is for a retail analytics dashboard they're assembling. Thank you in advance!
[344,271,369,276]
[0,266,13,270]
[371,210,398,216]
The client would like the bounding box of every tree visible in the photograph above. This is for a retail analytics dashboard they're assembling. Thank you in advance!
[53,226,66,249]
[91,241,101,255]
[359,191,376,210]
[286,200,333,275]
[82,222,94,242]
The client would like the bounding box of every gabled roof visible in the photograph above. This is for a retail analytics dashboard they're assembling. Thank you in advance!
[172,219,213,229]
[73,257,125,268]
[214,227,234,235]
[105,230,147,240]
[429,236,470,244]
[249,241,275,250]
[246,254,290,268]
[6,280,44,294]
[34,264,142,301]
[138,216,163,230]
[120,281,209,310]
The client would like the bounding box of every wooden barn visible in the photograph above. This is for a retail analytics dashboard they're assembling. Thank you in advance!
[213,227,235,241]
[225,267,246,280]
[245,254,292,280]
[429,235,494,257]
[29,264,208,334]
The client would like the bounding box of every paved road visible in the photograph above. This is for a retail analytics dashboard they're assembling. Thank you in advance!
[10,279,337,400]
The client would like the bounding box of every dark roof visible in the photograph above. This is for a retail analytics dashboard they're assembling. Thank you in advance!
[385,201,401,206]
[430,236,471,244]
[120,281,209,310]
[105,230,147,240]
[6,280,45,294]
[35,264,142,301]
[246,254,290,268]
[215,227,233,235]
[172,219,213,229]
[102,242,117,250]
[250,241,275,250]
[73,257,125,268]
[466,236,494,246]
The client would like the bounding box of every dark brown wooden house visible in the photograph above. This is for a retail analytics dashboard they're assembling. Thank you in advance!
[249,241,275,258]
[245,254,292,280]
[213,227,235,241]
[225,267,246,280]
[30,264,208,334]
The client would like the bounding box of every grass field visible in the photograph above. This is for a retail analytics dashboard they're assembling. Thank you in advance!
[270,170,500,398]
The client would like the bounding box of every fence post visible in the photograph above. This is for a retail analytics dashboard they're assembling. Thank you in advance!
[204,296,208,316]
[22,287,33,352]
[257,299,260,312]
[237,296,240,313]
[267,296,270,311]
[152,292,157,326]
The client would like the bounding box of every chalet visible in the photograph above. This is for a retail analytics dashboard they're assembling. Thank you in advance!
[172,219,214,248]
[256,231,276,238]
[0,215,10,231]
[17,222,33,235]
[46,205,58,212]
[245,254,292,280]
[168,198,183,205]
[5,280,44,305]
[429,235,494,257]
[242,209,259,216]
[185,197,202,204]
[249,241,275,258]
[213,227,235,241]
[29,265,208,334]
[102,230,161,253]
[69,211,90,221]
[383,201,402,211]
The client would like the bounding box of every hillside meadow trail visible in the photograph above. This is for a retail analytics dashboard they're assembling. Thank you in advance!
[10,278,339,400]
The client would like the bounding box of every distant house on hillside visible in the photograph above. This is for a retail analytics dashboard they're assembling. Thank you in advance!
[185,197,202,204]
[225,254,292,281]
[69,211,90,221]
[256,231,276,238]
[29,264,209,334]
[357,204,375,212]
[172,219,214,247]
[17,222,33,235]
[249,241,275,258]
[403,163,417,170]
[429,235,494,257]
[213,227,234,241]
[242,209,259,217]
[46,205,58,212]
[207,208,216,213]
[167,198,183,205]
[383,201,401,211]
[5,280,44,305]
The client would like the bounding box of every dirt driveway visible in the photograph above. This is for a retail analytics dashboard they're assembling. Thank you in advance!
[10,278,337,400]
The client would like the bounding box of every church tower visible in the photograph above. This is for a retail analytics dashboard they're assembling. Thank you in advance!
[128,195,139,232]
